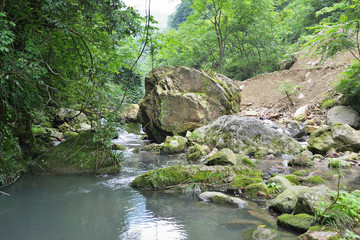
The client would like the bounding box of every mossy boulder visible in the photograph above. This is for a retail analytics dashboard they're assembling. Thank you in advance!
[193,115,303,157]
[327,106,360,129]
[228,175,263,189]
[160,135,188,154]
[268,185,333,215]
[277,214,315,233]
[205,148,236,166]
[199,191,247,208]
[293,170,310,176]
[308,123,360,154]
[267,175,294,192]
[186,143,210,161]
[120,104,140,122]
[32,133,113,174]
[243,182,274,200]
[139,66,242,143]
[131,165,263,191]
[299,225,340,240]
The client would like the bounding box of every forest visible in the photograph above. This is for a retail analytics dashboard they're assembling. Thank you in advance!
[1,0,360,191]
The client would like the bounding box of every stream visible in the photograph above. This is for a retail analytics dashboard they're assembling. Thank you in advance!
[0,128,315,240]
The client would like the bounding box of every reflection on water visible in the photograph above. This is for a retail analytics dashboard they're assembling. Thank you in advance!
[0,128,299,240]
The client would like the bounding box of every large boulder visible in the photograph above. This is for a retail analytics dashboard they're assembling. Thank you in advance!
[308,123,360,154]
[268,185,333,215]
[204,148,236,166]
[32,133,114,174]
[193,115,303,157]
[327,106,360,129]
[139,66,241,143]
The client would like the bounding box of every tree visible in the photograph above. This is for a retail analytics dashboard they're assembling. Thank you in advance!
[0,0,146,185]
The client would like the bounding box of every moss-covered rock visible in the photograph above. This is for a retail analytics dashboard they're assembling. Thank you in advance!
[329,158,351,168]
[32,133,113,174]
[193,115,303,157]
[205,148,236,166]
[267,175,294,192]
[277,214,315,233]
[243,182,274,200]
[299,225,340,240]
[31,126,49,139]
[236,154,255,167]
[308,123,360,154]
[293,169,310,176]
[96,166,120,175]
[268,186,311,213]
[283,175,301,185]
[186,143,210,161]
[160,135,188,154]
[289,151,314,167]
[228,175,263,189]
[131,165,263,191]
[139,66,241,143]
[301,175,325,186]
[141,143,161,152]
[199,191,247,208]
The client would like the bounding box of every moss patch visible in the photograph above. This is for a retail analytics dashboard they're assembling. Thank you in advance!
[243,182,274,200]
[277,213,315,233]
[131,165,263,191]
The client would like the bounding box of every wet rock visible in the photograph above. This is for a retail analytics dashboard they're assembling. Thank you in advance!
[327,106,360,129]
[193,115,303,157]
[205,148,236,166]
[131,165,263,191]
[141,143,161,152]
[139,66,241,142]
[112,143,126,151]
[252,226,277,240]
[160,135,187,154]
[277,214,315,233]
[199,191,247,208]
[289,151,314,167]
[308,123,360,154]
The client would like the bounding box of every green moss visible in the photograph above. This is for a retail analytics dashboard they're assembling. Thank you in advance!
[284,175,300,185]
[64,131,79,139]
[293,170,310,176]
[205,148,236,166]
[112,143,126,151]
[186,143,210,161]
[229,175,262,189]
[302,175,325,185]
[131,165,263,191]
[299,225,340,240]
[160,135,187,154]
[239,155,255,167]
[243,182,274,200]
[277,213,315,233]
[31,126,47,136]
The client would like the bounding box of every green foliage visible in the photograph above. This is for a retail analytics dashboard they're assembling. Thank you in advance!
[277,80,302,105]
[168,0,194,29]
[316,191,360,230]
[337,60,360,111]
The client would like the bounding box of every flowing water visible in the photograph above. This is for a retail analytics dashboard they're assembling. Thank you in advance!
[0,128,300,240]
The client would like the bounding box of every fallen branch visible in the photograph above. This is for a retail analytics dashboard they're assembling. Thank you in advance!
[0,190,10,196]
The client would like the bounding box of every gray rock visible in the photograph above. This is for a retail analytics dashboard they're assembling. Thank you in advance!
[199,191,247,208]
[75,123,91,132]
[159,135,188,154]
[252,227,277,240]
[282,120,306,139]
[289,150,314,166]
[194,115,303,157]
[57,108,80,122]
[139,66,241,143]
[327,106,360,129]
[308,123,360,154]
[120,104,140,122]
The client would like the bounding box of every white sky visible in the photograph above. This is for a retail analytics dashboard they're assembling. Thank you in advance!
[123,0,181,30]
